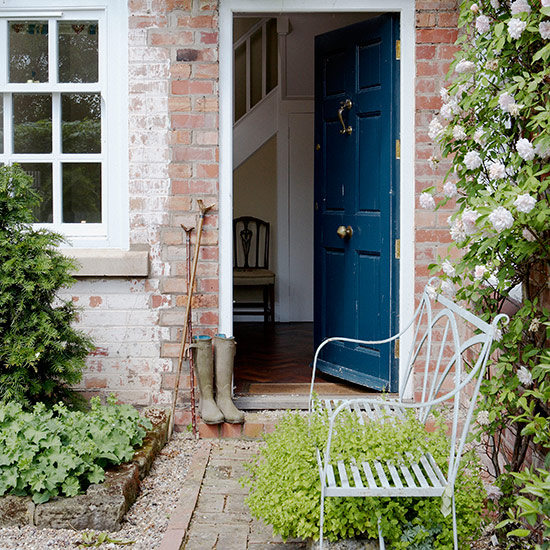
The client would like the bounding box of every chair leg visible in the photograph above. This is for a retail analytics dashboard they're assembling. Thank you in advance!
[263,285,269,324]
[269,283,275,323]
[319,488,325,550]
[377,515,386,550]
[452,492,458,550]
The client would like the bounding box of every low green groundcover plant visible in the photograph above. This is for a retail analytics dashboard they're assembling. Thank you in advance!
[0,395,152,503]
[242,409,485,549]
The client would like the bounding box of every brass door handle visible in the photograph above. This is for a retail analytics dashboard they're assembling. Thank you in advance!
[337,225,353,239]
[338,99,353,135]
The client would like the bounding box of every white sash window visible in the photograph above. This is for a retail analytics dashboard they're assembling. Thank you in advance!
[0,1,128,248]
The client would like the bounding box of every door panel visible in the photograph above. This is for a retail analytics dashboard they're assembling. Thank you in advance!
[314,14,400,391]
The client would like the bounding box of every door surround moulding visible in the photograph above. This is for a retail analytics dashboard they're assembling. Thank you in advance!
[219,0,415,396]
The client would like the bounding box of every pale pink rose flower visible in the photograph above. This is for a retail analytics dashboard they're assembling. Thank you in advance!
[489,206,514,232]
[488,161,506,180]
[440,103,454,121]
[444,181,457,198]
[464,151,482,170]
[442,260,456,277]
[441,280,456,297]
[508,18,527,39]
[540,21,550,40]
[476,14,491,33]
[462,208,480,235]
[516,138,535,161]
[543,0,550,7]
[511,0,531,14]
[455,59,476,74]
[498,92,515,112]
[477,410,490,425]
[453,125,467,140]
[490,0,500,7]
[471,3,480,13]
[514,193,536,213]
[419,192,435,210]
[440,87,450,103]
[474,265,489,280]
[485,484,503,500]
[517,366,533,387]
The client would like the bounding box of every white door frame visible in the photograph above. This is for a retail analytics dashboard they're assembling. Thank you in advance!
[219,0,415,394]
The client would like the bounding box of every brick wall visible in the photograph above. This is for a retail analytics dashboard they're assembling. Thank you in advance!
[414,0,460,293]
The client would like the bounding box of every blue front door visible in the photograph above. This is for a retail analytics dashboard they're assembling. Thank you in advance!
[314,15,400,392]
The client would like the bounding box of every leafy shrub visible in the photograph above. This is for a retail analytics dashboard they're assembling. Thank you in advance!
[0,164,93,407]
[242,409,485,548]
[0,395,152,503]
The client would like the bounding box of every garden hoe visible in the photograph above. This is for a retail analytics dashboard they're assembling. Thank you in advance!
[168,199,214,439]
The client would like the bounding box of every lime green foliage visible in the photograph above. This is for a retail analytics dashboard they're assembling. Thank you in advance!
[78,531,135,548]
[0,164,94,407]
[0,395,152,503]
[242,410,485,548]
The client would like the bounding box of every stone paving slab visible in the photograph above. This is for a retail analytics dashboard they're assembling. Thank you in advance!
[159,439,308,550]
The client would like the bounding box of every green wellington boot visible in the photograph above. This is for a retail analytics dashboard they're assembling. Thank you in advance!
[189,335,224,424]
[213,334,245,424]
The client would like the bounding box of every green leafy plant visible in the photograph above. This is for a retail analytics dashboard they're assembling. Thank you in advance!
[78,531,135,548]
[0,164,94,407]
[242,409,485,548]
[0,395,152,503]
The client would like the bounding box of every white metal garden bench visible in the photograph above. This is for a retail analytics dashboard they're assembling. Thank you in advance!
[308,282,508,550]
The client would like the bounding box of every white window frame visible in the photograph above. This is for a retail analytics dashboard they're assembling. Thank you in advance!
[0,0,128,249]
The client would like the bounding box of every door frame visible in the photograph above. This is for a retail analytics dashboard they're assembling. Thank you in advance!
[219,0,416,398]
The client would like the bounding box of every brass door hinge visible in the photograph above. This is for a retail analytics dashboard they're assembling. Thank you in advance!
[396,139,401,160]
[395,239,401,259]
[396,39,401,60]
[395,339,400,359]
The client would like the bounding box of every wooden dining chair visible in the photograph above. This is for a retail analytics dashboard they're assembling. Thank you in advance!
[233,216,275,323]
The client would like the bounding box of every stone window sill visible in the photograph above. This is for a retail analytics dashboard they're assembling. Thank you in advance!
[64,249,149,277]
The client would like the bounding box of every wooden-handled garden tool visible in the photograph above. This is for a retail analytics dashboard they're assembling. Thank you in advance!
[168,199,215,439]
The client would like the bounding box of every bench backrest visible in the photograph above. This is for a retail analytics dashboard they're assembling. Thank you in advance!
[399,283,508,484]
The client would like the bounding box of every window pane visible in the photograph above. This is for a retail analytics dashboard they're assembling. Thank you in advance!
[13,94,52,154]
[62,94,101,153]
[9,21,49,83]
[20,163,53,222]
[62,163,101,223]
[58,21,99,83]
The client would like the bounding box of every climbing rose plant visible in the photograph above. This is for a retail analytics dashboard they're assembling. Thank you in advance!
[422,0,550,546]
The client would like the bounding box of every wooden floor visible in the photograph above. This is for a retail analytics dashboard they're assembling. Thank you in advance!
[233,322,366,398]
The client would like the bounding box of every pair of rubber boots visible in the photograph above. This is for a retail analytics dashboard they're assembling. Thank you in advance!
[189,334,244,424]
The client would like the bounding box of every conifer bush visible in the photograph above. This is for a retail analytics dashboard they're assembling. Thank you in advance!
[0,164,93,407]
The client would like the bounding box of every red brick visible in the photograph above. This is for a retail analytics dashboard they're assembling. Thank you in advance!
[172,80,214,95]
[164,0,192,11]
[438,12,459,28]
[150,30,193,46]
[171,129,192,145]
[194,97,218,112]
[200,32,218,44]
[198,311,218,325]
[172,113,206,128]
[85,377,108,389]
[199,423,220,438]
[416,28,458,44]
[243,423,264,439]
[177,15,216,28]
[416,95,442,110]
[171,64,192,79]
[173,146,215,162]
[89,296,102,307]
[192,63,219,79]
[168,96,192,112]
[438,45,461,60]
[196,163,218,178]
[152,294,172,308]
[416,13,437,27]
[169,163,193,179]
[416,44,437,60]
[221,423,243,438]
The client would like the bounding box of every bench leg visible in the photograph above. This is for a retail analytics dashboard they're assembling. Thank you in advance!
[377,515,386,550]
[319,487,325,550]
[452,492,458,550]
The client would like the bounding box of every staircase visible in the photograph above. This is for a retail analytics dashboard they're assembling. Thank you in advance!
[233,17,279,169]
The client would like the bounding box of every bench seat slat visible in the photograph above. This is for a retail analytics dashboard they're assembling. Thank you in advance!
[399,460,417,488]
[426,452,447,486]
[361,461,378,489]
[350,461,364,488]
[387,461,404,488]
[405,452,429,488]
[419,454,442,488]
[374,461,391,488]
[326,463,337,488]
[352,401,365,424]
[337,461,350,488]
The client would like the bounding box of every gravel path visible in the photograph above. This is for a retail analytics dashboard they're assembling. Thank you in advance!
[0,432,200,550]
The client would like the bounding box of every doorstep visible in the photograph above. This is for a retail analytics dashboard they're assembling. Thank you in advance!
[174,410,293,439]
